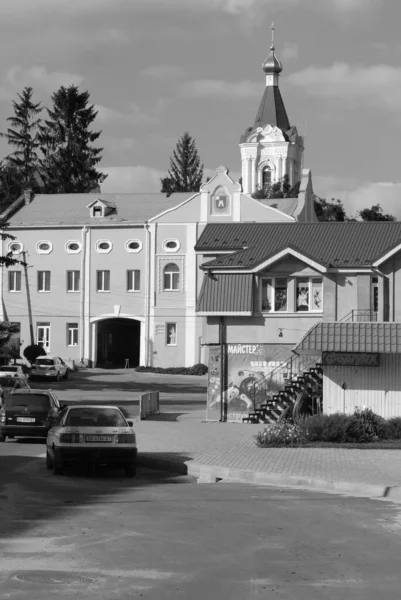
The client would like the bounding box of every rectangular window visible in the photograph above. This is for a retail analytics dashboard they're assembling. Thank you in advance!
[166,323,177,346]
[67,270,80,292]
[127,270,140,292]
[372,276,379,313]
[67,323,79,346]
[37,322,50,352]
[296,277,323,312]
[97,270,110,292]
[37,271,51,292]
[8,271,21,292]
[260,277,287,312]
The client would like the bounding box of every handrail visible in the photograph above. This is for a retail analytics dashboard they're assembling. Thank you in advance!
[251,352,320,409]
[339,309,378,323]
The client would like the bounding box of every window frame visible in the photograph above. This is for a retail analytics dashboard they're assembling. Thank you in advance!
[96,270,110,292]
[162,239,180,253]
[66,270,81,293]
[126,269,140,292]
[295,276,323,313]
[8,271,22,293]
[67,323,79,347]
[371,276,379,314]
[8,241,23,255]
[260,276,288,313]
[125,239,143,253]
[36,240,53,255]
[166,323,177,347]
[37,270,51,293]
[37,323,51,352]
[163,263,180,292]
[95,240,112,254]
[65,241,82,254]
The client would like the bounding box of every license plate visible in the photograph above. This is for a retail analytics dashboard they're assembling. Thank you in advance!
[17,417,35,423]
[85,435,112,442]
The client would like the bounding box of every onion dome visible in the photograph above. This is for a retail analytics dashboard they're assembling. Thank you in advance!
[262,44,283,75]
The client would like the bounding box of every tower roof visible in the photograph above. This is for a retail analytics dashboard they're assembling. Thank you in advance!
[253,85,290,131]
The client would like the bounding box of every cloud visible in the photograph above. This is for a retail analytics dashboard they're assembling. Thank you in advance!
[288,62,401,111]
[95,103,155,126]
[313,174,401,220]
[281,43,299,62]
[180,79,261,99]
[0,66,83,101]
[101,166,164,193]
[140,65,185,78]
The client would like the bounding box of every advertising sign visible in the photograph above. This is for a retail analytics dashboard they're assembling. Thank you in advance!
[206,343,293,423]
[323,352,380,367]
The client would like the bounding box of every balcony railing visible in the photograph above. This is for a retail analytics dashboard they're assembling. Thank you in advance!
[339,310,378,323]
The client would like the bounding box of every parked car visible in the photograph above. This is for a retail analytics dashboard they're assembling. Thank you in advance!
[46,405,137,477]
[30,357,69,382]
[0,365,30,383]
[0,388,61,441]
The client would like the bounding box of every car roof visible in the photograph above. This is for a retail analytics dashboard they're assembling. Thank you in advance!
[66,405,122,410]
[12,388,55,395]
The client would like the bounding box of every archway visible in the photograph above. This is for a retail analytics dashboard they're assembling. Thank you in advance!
[96,318,140,368]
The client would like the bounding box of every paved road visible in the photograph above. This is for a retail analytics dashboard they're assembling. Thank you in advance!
[26,368,207,419]
[2,440,401,599]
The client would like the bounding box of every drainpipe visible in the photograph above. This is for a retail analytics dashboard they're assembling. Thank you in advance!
[80,227,88,364]
[22,251,34,345]
[219,316,226,422]
[145,223,151,366]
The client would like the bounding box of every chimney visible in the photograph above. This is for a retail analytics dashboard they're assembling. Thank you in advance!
[24,189,32,205]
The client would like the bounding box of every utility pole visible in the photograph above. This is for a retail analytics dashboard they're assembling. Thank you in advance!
[22,251,34,345]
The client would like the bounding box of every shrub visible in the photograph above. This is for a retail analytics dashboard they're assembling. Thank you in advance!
[135,364,208,376]
[23,344,46,365]
[294,408,386,444]
[255,421,308,447]
[383,417,401,440]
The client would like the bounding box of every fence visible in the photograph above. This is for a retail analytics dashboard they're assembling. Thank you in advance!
[139,392,160,420]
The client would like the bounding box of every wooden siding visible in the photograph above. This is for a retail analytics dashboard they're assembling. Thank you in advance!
[323,354,401,418]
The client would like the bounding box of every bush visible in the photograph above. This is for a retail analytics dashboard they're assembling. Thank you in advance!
[23,344,46,365]
[255,421,308,447]
[383,417,401,440]
[135,363,208,376]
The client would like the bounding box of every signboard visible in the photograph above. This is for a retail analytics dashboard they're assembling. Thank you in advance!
[322,352,380,367]
[206,343,293,423]
[154,323,165,336]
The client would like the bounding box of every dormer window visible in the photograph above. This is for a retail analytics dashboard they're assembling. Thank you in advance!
[93,206,103,217]
[87,198,116,218]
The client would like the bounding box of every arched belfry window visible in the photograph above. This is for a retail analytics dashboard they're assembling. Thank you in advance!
[163,263,180,291]
[262,166,272,190]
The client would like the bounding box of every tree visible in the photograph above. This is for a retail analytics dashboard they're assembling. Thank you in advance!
[23,343,46,365]
[39,85,107,193]
[1,87,42,190]
[359,204,396,222]
[251,174,300,200]
[161,131,203,195]
[0,163,25,213]
[314,196,346,222]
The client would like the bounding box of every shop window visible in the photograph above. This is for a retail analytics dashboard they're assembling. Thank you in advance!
[261,277,288,312]
[296,277,323,312]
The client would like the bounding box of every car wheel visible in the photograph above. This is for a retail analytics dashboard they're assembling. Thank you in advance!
[124,463,136,478]
[56,373,61,383]
[46,450,53,470]
[0,433,6,442]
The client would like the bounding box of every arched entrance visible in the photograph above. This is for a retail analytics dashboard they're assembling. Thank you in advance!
[96,318,140,368]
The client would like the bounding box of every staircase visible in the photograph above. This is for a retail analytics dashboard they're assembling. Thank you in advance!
[242,354,323,424]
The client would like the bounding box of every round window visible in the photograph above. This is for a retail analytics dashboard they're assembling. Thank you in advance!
[68,242,79,251]
[125,240,142,253]
[98,242,110,250]
[163,239,180,252]
[9,242,22,253]
[128,241,140,250]
[39,242,50,251]
[166,241,178,249]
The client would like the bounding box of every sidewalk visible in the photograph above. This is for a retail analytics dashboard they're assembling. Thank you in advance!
[134,409,401,501]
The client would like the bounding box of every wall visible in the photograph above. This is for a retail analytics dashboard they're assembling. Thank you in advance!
[323,354,401,418]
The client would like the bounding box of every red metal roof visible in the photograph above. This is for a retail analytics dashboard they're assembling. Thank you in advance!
[295,323,401,354]
[196,222,401,270]
[196,274,254,315]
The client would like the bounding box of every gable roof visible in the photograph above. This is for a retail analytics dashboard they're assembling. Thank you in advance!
[256,197,299,217]
[5,192,196,227]
[195,222,401,271]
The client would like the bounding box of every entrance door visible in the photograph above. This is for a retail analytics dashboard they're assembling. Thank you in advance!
[96,319,140,368]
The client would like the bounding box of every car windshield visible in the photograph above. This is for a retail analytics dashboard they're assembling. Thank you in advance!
[5,394,51,408]
[0,366,18,372]
[35,359,55,366]
[0,376,25,388]
[65,408,127,427]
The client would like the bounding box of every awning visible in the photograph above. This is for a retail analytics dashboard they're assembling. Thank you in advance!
[295,322,401,355]
[196,273,253,316]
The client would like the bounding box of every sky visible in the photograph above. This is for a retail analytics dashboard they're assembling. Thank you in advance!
[0,0,400,218]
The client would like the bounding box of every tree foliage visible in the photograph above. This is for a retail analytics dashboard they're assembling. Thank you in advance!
[358,204,395,222]
[161,131,203,195]
[23,343,46,364]
[1,87,42,189]
[251,174,300,200]
[314,196,346,222]
[39,85,106,193]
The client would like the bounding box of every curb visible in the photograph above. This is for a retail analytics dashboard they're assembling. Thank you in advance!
[137,454,401,500]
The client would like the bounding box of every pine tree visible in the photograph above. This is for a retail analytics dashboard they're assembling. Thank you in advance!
[161,131,203,195]
[1,86,42,189]
[39,85,106,193]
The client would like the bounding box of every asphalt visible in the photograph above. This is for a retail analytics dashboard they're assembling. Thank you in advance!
[15,367,401,503]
